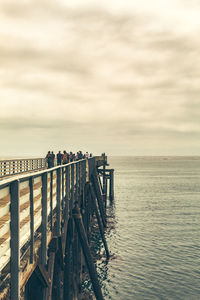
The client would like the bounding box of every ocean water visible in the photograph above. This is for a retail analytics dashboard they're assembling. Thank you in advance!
[97,156,200,300]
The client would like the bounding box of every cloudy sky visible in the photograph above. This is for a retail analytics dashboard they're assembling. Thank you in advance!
[1,0,200,157]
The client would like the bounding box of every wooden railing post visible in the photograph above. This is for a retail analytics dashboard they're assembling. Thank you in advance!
[50,171,53,232]
[56,168,61,236]
[10,180,20,300]
[65,166,70,221]
[29,177,34,264]
[41,173,48,266]
[62,167,65,214]
[70,165,74,215]
[75,164,79,204]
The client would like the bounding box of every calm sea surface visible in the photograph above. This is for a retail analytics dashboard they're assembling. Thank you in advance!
[96,156,200,300]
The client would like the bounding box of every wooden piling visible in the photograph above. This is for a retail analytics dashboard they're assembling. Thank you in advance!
[46,252,55,300]
[98,174,103,194]
[46,237,57,300]
[72,204,104,300]
[91,173,106,227]
[52,254,61,300]
[104,177,108,209]
[109,169,114,202]
[63,218,72,300]
[89,183,110,260]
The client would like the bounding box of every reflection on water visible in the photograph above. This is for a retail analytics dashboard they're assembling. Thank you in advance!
[91,157,200,300]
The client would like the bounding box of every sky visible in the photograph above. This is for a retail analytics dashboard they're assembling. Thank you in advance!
[1,0,200,157]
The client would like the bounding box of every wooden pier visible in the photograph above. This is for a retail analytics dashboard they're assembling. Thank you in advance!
[0,155,114,300]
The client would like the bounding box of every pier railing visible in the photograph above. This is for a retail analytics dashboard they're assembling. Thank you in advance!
[0,158,46,178]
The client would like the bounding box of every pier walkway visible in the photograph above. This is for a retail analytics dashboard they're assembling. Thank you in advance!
[0,155,114,300]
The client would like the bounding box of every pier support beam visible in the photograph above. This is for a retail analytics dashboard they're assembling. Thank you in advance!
[89,183,110,260]
[91,173,106,227]
[102,153,106,202]
[109,169,114,202]
[63,218,72,300]
[72,204,104,300]
[46,237,57,300]
[104,176,108,208]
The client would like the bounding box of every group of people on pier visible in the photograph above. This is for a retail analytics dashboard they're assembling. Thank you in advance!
[46,150,92,169]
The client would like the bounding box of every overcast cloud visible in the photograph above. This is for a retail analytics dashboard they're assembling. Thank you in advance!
[0,0,200,157]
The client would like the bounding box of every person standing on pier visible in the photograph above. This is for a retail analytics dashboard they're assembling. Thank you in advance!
[76,152,79,160]
[46,151,52,168]
[51,151,55,167]
[69,151,73,162]
[57,151,63,165]
[78,150,83,160]
[62,150,68,164]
